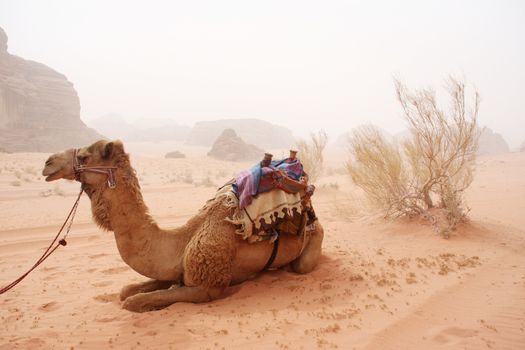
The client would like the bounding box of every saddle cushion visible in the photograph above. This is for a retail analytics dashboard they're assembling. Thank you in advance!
[215,184,305,243]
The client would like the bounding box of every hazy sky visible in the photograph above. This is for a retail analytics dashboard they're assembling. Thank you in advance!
[1,0,524,146]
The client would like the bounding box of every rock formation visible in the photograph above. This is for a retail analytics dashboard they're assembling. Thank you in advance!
[477,128,510,155]
[87,114,191,142]
[86,114,136,141]
[207,128,264,162]
[0,27,102,152]
[165,150,186,159]
[186,118,294,149]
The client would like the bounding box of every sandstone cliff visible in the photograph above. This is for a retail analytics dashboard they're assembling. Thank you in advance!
[186,118,294,149]
[0,27,102,152]
[207,128,264,162]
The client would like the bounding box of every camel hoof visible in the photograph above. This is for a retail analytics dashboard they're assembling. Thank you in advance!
[120,285,138,301]
[122,295,152,313]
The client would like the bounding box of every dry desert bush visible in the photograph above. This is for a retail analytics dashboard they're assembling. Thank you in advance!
[23,166,37,176]
[53,184,66,196]
[295,130,328,183]
[346,77,480,236]
[182,171,194,184]
[197,176,217,188]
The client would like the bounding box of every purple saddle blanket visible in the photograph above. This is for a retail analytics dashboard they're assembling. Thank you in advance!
[233,158,305,209]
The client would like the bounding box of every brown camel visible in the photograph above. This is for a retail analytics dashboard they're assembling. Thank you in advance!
[41,140,324,312]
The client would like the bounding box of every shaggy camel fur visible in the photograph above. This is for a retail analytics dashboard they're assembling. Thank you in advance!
[42,140,324,312]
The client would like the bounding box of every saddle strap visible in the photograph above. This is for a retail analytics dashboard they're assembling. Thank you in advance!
[262,233,280,271]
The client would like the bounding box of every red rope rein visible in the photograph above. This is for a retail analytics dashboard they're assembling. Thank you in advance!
[0,187,84,295]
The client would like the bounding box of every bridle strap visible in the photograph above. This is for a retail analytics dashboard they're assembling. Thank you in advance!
[73,149,118,188]
[0,186,84,294]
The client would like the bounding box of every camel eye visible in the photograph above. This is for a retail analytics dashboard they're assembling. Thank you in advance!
[78,155,90,164]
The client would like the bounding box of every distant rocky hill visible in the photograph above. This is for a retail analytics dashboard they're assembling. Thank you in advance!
[186,119,294,149]
[392,127,510,155]
[477,128,509,155]
[0,27,102,152]
[207,129,263,162]
[86,114,135,140]
[336,126,510,156]
[87,115,191,142]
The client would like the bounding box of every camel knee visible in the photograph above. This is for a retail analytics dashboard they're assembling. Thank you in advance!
[291,254,320,274]
[292,223,324,274]
[206,286,226,300]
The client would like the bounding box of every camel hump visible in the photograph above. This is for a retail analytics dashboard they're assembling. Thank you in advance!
[183,206,237,288]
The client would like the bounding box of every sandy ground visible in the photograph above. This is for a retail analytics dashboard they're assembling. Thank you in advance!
[0,143,524,349]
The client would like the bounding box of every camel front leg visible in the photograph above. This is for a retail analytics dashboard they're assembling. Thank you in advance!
[119,279,176,301]
[291,221,324,274]
[122,285,225,312]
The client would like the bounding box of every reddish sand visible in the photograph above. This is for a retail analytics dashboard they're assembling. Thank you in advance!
[0,145,524,349]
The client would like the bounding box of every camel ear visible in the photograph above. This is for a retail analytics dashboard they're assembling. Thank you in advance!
[101,140,124,159]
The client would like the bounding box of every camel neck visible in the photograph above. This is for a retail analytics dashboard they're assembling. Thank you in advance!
[91,166,193,280]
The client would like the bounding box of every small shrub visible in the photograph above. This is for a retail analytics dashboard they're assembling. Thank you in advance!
[182,172,194,184]
[215,170,228,179]
[322,182,339,190]
[329,182,339,190]
[347,76,480,236]
[346,126,412,217]
[197,176,216,188]
[23,166,37,176]
[39,189,53,197]
[53,185,66,197]
[166,177,177,184]
[10,180,21,187]
[295,130,328,183]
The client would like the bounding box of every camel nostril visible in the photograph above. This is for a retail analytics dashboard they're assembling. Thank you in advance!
[45,159,52,166]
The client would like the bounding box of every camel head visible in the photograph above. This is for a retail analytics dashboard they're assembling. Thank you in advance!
[42,140,125,186]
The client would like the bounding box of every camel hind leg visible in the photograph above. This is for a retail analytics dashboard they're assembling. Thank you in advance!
[291,221,324,274]
[121,285,225,312]
[119,279,176,301]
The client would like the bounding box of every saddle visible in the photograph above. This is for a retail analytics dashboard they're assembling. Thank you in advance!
[218,151,317,243]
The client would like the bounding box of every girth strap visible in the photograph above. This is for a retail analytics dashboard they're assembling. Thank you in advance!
[262,232,280,271]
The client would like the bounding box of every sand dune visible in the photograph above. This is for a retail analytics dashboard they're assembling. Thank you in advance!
[1,146,524,349]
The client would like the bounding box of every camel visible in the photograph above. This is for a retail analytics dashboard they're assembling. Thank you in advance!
[41,140,324,312]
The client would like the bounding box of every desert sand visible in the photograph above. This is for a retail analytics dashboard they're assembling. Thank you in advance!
[1,143,524,349]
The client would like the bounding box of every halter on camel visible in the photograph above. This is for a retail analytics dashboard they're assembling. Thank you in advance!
[0,149,118,294]
[73,148,118,188]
